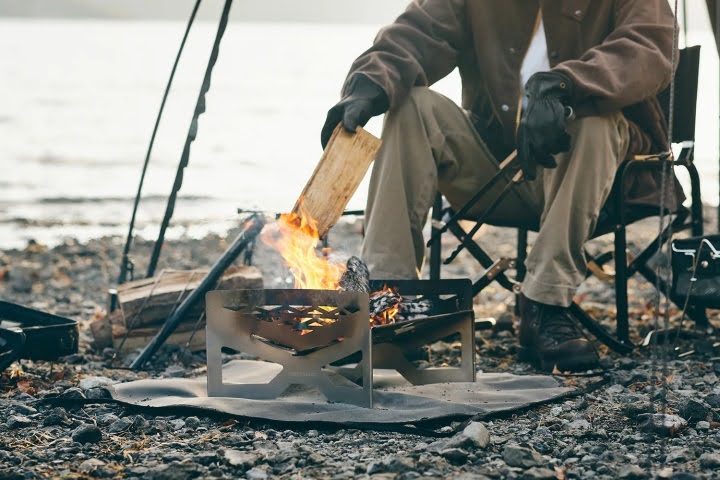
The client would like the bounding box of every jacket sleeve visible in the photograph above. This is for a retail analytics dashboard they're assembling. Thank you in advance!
[552,0,676,115]
[343,0,469,109]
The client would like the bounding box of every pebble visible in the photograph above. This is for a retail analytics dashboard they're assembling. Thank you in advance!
[699,452,720,469]
[637,413,688,436]
[59,387,86,400]
[223,449,258,469]
[607,384,625,394]
[696,420,711,431]
[678,398,712,422]
[107,417,134,433]
[185,416,201,429]
[520,467,558,479]
[42,407,70,427]
[440,448,469,465]
[71,424,102,444]
[617,465,649,479]
[7,415,32,429]
[445,422,490,450]
[503,444,543,469]
[163,364,185,378]
[78,376,116,390]
[79,458,106,473]
[246,467,268,480]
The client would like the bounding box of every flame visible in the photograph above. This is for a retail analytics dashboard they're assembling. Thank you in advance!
[262,210,346,289]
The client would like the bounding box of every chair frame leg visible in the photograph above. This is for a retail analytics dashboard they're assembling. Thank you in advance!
[430,194,443,281]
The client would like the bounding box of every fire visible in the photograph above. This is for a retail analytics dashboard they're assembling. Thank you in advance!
[370,286,401,327]
[262,210,346,289]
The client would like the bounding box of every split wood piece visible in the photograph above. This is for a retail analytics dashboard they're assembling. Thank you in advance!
[293,124,381,238]
[112,321,207,353]
[90,265,263,349]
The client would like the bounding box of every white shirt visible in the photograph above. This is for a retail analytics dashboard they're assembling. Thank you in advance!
[520,18,550,107]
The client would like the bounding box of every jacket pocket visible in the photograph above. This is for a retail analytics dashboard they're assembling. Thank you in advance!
[560,0,591,22]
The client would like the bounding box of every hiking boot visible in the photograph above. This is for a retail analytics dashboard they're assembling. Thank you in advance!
[517,294,599,372]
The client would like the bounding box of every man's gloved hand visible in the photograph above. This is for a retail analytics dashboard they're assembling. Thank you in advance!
[321,74,389,149]
[517,71,575,180]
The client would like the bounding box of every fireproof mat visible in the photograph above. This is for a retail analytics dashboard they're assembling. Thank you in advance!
[107,360,577,426]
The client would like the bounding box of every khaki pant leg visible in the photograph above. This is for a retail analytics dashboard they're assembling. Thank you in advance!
[522,112,630,307]
[362,87,539,279]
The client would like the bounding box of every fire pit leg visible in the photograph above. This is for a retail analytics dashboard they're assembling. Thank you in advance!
[370,311,476,385]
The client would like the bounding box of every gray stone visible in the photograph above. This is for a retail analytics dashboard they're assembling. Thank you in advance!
[7,415,32,429]
[637,413,687,436]
[503,444,543,469]
[699,452,720,469]
[163,364,185,378]
[169,419,186,430]
[679,398,712,422]
[607,385,625,394]
[97,413,119,427]
[12,404,37,415]
[43,407,70,427]
[107,417,133,433]
[462,422,491,449]
[617,465,649,480]
[58,387,86,400]
[246,468,268,480]
[665,448,691,463]
[145,462,200,480]
[71,424,102,444]
[79,458,106,473]
[386,457,415,473]
[86,388,111,400]
[224,449,258,469]
[706,394,720,408]
[78,376,115,390]
[440,448,469,465]
[185,416,201,429]
[567,419,591,431]
[697,421,711,431]
[521,467,558,480]
[445,422,491,450]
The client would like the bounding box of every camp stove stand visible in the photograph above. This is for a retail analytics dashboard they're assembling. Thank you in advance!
[205,279,475,408]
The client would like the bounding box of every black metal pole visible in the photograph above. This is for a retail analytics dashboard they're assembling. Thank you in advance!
[131,214,266,370]
[147,0,234,278]
[118,0,202,286]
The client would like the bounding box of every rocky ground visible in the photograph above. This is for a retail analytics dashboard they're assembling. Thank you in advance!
[1,215,720,479]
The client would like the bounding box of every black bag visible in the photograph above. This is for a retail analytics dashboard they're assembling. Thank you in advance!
[671,234,720,308]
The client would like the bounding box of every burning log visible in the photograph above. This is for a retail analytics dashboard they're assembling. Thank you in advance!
[339,256,370,293]
[397,298,439,321]
[370,287,402,326]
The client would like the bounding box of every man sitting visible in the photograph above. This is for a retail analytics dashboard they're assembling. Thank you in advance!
[321,1,677,372]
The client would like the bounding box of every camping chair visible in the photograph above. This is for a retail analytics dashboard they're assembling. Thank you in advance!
[428,46,706,354]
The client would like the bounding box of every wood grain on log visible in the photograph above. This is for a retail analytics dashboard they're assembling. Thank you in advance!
[90,266,262,349]
[293,125,381,238]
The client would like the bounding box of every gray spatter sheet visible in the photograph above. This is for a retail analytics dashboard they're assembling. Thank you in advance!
[108,360,572,426]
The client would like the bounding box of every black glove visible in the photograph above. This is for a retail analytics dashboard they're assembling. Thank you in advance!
[321,74,389,149]
[517,71,574,180]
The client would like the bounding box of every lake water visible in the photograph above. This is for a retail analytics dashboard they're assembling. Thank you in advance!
[1,18,719,249]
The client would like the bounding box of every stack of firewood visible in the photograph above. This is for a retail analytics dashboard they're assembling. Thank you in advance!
[91,266,263,352]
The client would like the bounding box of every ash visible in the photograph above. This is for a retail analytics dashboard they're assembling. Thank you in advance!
[1,217,720,479]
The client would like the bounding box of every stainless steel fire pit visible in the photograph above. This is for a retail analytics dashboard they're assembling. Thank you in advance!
[206,289,373,407]
[205,279,475,409]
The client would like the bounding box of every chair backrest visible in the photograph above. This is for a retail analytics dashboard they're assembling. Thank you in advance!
[656,45,701,143]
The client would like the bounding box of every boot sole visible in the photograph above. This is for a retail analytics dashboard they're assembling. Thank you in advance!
[518,346,599,373]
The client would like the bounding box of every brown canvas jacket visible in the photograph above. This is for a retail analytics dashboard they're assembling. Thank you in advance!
[345,0,683,207]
